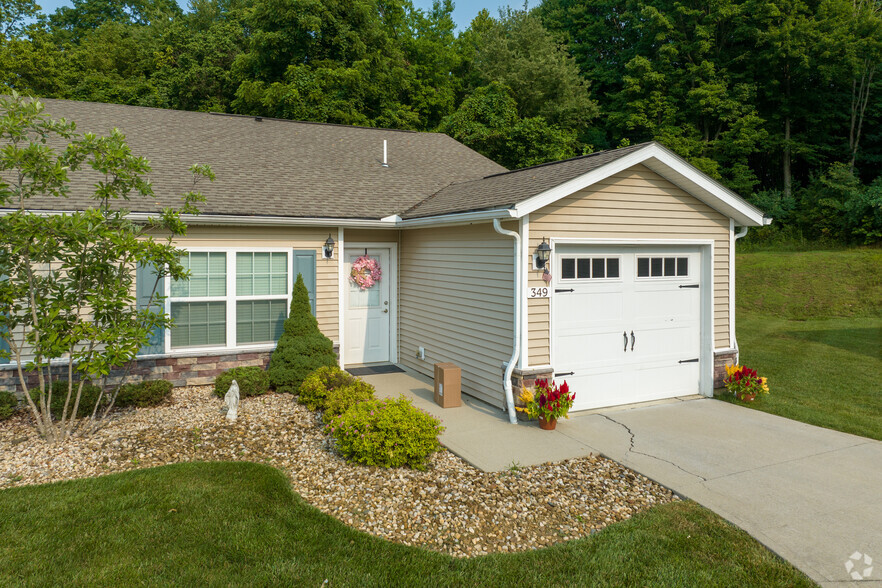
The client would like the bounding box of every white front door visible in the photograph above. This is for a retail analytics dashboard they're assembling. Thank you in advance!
[553,246,702,411]
[345,248,391,364]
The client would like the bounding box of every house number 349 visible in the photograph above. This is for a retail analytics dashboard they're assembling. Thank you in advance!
[527,287,550,298]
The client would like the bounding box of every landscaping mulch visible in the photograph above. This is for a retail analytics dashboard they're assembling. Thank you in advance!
[0,387,676,558]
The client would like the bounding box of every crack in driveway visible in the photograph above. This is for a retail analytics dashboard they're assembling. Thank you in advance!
[594,414,709,482]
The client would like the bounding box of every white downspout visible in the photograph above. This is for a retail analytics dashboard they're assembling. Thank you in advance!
[732,225,749,364]
[493,218,520,425]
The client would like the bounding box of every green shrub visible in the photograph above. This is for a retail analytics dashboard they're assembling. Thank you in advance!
[268,274,337,394]
[30,380,105,420]
[328,396,444,470]
[214,366,270,398]
[0,391,18,420]
[115,380,173,408]
[322,380,376,423]
[298,366,357,410]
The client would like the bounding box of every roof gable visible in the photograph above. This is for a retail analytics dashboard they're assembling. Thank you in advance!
[402,142,767,227]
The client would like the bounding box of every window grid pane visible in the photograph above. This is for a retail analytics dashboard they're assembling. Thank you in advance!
[561,258,575,279]
[170,301,226,348]
[576,258,591,279]
[237,252,288,297]
[236,300,287,344]
[171,252,226,298]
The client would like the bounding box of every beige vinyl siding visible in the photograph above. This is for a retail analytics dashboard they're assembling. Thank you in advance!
[399,223,514,407]
[170,226,340,342]
[527,164,731,364]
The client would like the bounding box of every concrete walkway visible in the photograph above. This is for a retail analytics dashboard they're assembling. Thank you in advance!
[363,370,882,587]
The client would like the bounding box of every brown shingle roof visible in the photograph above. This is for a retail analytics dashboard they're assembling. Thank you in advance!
[17,99,507,219]
[400,142,654,219]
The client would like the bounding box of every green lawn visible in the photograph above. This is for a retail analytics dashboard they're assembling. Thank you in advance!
[723,249,882,440]
[0,462,811,587]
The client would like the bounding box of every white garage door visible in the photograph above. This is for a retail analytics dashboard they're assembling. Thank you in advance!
[552,246,702,411]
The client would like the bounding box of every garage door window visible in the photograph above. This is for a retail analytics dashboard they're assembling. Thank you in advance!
[636,256,688,278]
[561,257,620,280]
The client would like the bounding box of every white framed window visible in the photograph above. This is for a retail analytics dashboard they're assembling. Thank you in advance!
[559,256,621,280]
[636,256,689,279]
[167,248,293,351]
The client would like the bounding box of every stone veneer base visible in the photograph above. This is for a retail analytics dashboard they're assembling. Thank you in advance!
[0,344,340,392]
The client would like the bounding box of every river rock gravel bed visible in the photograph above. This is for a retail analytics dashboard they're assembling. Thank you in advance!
[0,386,676,557]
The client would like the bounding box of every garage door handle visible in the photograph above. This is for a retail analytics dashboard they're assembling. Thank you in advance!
[630,331,636,351]
[623,331,628,352]
[679,284,699,288]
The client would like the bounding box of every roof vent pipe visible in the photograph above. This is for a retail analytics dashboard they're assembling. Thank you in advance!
[382,140,389,167]
[493,218,520,425]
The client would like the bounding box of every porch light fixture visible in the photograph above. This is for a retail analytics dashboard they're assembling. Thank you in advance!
[323,234,335,259]
[535,238,551,269]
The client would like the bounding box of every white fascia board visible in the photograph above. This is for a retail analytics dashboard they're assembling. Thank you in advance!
[512,143,766,227]
[397,208,515,228]
[134,213,397,228]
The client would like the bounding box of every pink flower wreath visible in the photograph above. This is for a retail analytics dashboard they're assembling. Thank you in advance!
[350,255,382,290]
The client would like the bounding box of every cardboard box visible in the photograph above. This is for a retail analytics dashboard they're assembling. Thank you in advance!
[433,362,462,408]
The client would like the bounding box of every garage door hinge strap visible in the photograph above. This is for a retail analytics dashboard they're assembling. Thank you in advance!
[678,358,699,363]
[556,371,574,377]
[555,288,574,293]
[679,284,699,288]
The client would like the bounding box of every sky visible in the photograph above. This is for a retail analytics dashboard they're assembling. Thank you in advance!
[33,0,518,31]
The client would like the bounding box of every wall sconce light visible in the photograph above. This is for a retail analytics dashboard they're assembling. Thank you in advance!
[535,238,551,269]
[323,234,335,259]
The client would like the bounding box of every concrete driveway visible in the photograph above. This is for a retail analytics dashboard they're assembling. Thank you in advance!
[363,371,882,587]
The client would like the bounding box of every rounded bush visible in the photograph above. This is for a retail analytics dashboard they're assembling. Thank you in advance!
[115,380,173,408]
[0,391,18,420]
[322,380,376,423]
[298,366,357,410]
[30,380,105,419]
[328,396,445,470]
[214,366,270,398]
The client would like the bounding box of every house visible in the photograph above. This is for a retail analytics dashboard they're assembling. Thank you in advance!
[0,99,769,419]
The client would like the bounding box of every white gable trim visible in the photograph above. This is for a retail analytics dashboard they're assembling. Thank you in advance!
[512,143,767,227]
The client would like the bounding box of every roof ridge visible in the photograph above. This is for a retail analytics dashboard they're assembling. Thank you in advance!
[480,142,656,179]
[39,97,424,134]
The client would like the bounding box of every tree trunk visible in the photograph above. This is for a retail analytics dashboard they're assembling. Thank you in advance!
[784,116,791,199]
[783,69,792,199]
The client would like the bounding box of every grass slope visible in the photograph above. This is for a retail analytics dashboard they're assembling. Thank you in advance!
[726,248,882,440]
[736,249,882,319]
[0,462,811,587]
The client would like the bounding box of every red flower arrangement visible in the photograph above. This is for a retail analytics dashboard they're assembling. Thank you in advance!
[724,364,769,401]
[517,378,576,421]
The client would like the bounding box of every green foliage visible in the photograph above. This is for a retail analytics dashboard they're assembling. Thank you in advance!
[0,93,211,441]
[327,396,444,470]
[0,390,18,420]
[267,275,338,394]
[322,380,376,423]
[115,379,173,408]
[439,82,578,169]
[213,366,270,398]
[30,380,105,419]
[297,365,356,410]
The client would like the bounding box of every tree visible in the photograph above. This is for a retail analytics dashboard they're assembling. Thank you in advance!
[0,93,213,443]
[469,8,598,130]
[267,274,337,395]
[438,81,578,169]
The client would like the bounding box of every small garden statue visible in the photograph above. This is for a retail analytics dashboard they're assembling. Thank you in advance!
[224,380,240,422]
